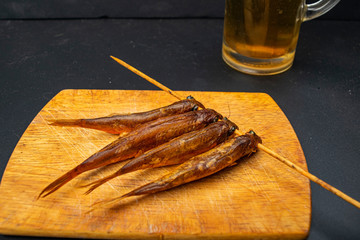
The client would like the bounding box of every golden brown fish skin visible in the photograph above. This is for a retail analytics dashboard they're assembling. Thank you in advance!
[49,97,205,134]
[84,118,238,194]
[119,131,262,199]
[38,109,222,198]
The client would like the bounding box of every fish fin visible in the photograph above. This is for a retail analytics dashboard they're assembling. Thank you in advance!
[229,162,238,167]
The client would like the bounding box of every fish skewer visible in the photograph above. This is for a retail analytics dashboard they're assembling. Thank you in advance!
[84,118,238,194]
[50,97,204,134]
[92,131,261,207]
[110,55,360,209]
[38,109,222,199]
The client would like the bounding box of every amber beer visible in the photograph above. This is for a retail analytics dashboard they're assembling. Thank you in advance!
[222,0,305,75]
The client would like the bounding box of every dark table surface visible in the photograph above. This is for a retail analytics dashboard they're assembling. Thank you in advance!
[0,18,359,240]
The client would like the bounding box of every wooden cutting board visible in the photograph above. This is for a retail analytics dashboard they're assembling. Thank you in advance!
[0,89,310,239]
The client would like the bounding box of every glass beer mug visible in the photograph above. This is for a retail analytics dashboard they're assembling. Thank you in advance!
[222,0,340,75]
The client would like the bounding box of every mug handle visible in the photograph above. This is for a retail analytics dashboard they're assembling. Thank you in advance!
[304,0,341,21]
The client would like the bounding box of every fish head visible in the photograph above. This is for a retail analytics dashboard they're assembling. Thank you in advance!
[223,117,239,136]
[186,96,206,111]
[199,109,223,124]
[246,130,263,145]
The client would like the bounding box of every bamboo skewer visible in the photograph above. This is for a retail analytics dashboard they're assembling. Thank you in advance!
[257,144,360,209]
[110,55,360,209]
[110,56,182,101]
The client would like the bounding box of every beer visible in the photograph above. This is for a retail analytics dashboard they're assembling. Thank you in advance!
[222,0,305,75]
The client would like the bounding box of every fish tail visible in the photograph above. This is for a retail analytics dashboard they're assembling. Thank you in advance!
[48,119,83,127]
[84,167,132,195]
[84,174,118,195]
[89,193,132,210]
[38,167,80,199]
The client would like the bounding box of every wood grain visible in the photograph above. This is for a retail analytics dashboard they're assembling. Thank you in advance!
[0,90,311,239]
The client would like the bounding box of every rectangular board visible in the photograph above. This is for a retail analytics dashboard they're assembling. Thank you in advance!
[0,90,311,239]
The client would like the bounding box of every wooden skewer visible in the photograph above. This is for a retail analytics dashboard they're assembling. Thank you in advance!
[110,55,360,209]
[257,144,360,208]
[110,56,182,101]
